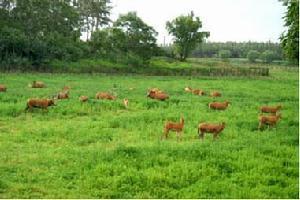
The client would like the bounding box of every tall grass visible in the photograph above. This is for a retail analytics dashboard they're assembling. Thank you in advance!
[0,69,298,198]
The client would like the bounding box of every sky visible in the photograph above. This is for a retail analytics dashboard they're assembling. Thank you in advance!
[110,0,286,44]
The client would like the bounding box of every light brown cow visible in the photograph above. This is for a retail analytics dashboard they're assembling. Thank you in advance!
[147,90,169,101]
[258,114,281,129]
[95,92,116,100]
[25,98,55,111]
[210,91,221,97]
[0,84,6,92]
[209,101,230,110]
[162,117,185,141]
[79,96,89,102]
[198,122,226,140]
[260,105,282,114]
[30,81,46,88]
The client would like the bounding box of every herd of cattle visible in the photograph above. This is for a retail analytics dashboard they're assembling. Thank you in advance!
[0,81,282,140]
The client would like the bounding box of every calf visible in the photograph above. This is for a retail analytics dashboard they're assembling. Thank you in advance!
[209,101,230,110]
[123,99,129,109]
[162,117,184,141]
[95,92,116,100]
[0,84,6,92]
[79,96,89,102]
[25,98,55,111]
[258,114,281,129]
[198,122,226,140]
[30,81,46,88]
[260,105,282,114]
[147,90,169,101]
[210,91,221,97]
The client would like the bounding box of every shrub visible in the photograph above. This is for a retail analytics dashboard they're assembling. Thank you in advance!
[261,50,275,63]
[247,50,260,63]
[218,50,231,61]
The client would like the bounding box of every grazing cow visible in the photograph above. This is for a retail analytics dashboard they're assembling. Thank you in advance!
[209,101,230,110]
[198,122,226,140]
[147,90,169,101]
[57,91,69,99]
[25,98,55,111]
[30,81,46,88]
[260,105,282,114]
[123,99,129,109]
[0,84,6,92]
[193,89,205,96]
[162,117,185,141]
[258,113,281,129]
[79,96,89,102]
[95,92,116,100]
[210,91,221,97]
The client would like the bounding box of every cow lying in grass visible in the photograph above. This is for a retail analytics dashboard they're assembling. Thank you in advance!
[79,96,89,102]
[162,117,184,141]
[258,113,281,130]
[30,81,46,88]
[260,105,282,115]
[25,98,55,111]
[147,89,169,101]
[185,87,205,96]
[198,122,226,140]
[210,91,221,97]
[95,92,116,100]
[209,101,230,110]
[0,84,6,92]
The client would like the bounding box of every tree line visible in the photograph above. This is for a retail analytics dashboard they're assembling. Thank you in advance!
[0,0,298,71]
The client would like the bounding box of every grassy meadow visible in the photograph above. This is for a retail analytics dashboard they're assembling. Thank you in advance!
[0,68,299,198]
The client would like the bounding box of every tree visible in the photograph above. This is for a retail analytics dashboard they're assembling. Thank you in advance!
[113,12,158,62]
[280,0,299,62]
[247,50,260,62]
[261,50,275,63]
[166,11,209,61]
[218,50,231,61]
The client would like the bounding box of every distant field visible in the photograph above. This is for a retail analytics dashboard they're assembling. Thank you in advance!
[0,69,298,198]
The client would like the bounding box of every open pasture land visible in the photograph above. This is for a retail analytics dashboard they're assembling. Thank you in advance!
[0,69,299,198]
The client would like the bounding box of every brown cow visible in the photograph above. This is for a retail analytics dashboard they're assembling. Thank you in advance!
[57,91,69,99]
[198,122,226,140]
[30,81,46,88]
[95,92,116,100]
[209,101,230,110]
[210,91,221,97]
[0,84,6,92]
[260,105,282,114]
[193,89,205,96]
[258,113,281,130]
[147,90,169,101]
[25,98,55,111]
[79,96,89,102]
[162,117,185,141]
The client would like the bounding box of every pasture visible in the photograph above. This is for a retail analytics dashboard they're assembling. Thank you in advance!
[0,69,298,198]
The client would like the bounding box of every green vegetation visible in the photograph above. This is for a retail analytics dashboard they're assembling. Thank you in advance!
[218,50,232,61]
[260,50,275,64]
[247,50,260,63]
[280,0,299,63]
[0,67,298,198]
[166,11,209,61]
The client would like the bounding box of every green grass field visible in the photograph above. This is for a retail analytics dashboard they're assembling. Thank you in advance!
[0,69,299,198]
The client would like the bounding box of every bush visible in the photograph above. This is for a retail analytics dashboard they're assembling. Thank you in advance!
[247,50,260,63]
[261,50,275,63]
[218,50,231,61]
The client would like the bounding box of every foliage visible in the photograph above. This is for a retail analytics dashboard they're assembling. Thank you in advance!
[280,0,299,63]
[166,11,209,61]
[261,50,275,63]
[189,41,283,59]
[218,50,231,61]
[0,70,298,198]
[113,12,159,63]
[247,50,260,62]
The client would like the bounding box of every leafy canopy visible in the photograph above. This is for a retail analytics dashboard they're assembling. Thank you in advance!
[166,11,209,61]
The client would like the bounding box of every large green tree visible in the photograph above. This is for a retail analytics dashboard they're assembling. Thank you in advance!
[113,12,158,62]
[280,0,299,62]
[166,11,209,61]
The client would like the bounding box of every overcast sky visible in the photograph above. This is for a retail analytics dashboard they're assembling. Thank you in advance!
[110,0,286,44]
